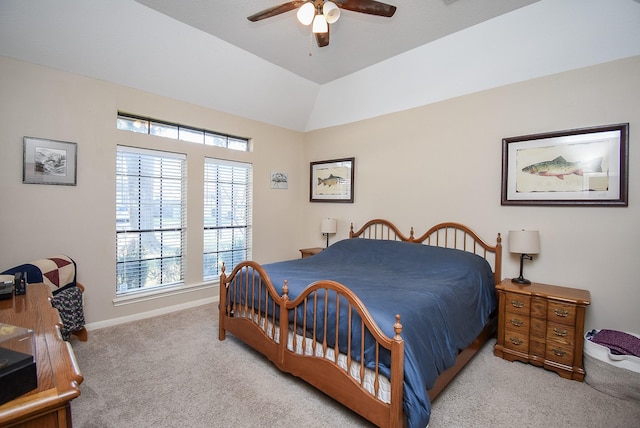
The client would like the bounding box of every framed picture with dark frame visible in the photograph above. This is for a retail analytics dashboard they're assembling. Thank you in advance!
[310,157,354,203]
[501,123,628,206]
[23,136,78,185]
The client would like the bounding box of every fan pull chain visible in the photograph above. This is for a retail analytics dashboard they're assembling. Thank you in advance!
[308,27,313,56]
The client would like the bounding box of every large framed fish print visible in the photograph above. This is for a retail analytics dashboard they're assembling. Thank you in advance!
[501,123,628,206]
[310,157,354,203]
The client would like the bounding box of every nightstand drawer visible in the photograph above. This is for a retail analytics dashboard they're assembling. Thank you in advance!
[506,314,530,331]
[546,342,574,366]
[547,323,575,345]
[547,301,576,325]
[504,329,529,353]
[505,292,531,316]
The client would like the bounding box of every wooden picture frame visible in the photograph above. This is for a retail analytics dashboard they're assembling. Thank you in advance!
[23,137,78,186]
[501,123,628,206]
[310,157,354,203]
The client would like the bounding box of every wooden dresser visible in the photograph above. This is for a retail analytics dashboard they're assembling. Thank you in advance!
[0,283,83,427]
[494,279,590,381]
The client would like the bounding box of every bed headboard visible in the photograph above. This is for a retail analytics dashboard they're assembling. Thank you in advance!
[349,219,502,285]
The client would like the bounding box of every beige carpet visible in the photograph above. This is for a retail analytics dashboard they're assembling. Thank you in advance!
[69,304,640,427]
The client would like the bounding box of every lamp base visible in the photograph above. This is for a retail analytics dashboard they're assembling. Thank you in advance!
[511,276,532,285]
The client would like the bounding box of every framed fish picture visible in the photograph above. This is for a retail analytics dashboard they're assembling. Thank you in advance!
[310,157,354,203]
[501,123,628,206]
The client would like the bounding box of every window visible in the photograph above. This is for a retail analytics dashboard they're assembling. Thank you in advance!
[117,113,249,152]
[116,146,186,295]
[203,158,252,280]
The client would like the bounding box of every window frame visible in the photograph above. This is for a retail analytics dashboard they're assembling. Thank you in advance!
[203,157,253,280]
[116,112,250,152]
[115,145,187,297]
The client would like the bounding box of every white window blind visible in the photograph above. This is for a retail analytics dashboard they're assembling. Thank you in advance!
[116,146,186,295]
[203,158,252,280]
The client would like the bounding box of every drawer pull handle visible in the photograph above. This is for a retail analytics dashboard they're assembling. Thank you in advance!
[554,308,569,317]
[511,300,525,309]
[510,319,524,327]
[509,337,523,346]
[553,328,568,337]
[552,348,566,357]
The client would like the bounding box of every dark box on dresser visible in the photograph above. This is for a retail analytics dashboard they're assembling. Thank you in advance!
[0,323,38,405]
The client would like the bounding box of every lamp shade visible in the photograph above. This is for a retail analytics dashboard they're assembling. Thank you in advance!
[323,1,341,24]
[297,2,315,26]
[312,14,328,33]
[321,218,337,234]
[509,230,540,255]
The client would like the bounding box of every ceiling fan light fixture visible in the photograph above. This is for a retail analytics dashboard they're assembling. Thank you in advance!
[312,14,328,34]
[297,2,315,26]
[323,1,340,24]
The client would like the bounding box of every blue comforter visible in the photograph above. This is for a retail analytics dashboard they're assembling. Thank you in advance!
[261,238,496,428]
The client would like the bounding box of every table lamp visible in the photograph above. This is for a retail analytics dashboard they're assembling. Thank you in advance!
[321,218,337,248]
[509,230,540,285]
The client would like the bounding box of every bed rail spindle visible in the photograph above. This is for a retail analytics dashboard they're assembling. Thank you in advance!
[233,276,240,317]
[312,292,319,355]
[374,343,380,398]
[301,296,308,354]
[270,280,278,339]
[334,292,340,360]
[322,289,330,355]
[292,297,299,352]
[347,306,353,368]
[242,268,249,316]
[253,271,259,323]
[359,318,365,388]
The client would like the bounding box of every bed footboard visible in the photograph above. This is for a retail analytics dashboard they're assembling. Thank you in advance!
[219,263,405,428]
[219,261,284,366]
[282,279,405,428]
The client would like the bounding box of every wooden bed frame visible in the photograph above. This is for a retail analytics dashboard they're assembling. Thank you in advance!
[218,219,502,428]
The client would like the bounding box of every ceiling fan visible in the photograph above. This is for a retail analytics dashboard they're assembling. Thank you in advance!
[247,0,397,48]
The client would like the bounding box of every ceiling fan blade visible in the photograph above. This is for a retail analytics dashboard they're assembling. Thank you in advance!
[247,1,306,22]
[337,0,397,17]
[316,28,330,48]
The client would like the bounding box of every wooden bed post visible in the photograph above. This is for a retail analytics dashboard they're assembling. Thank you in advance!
[389,314,404,428]
[278,280,289,366]
[219,263,227,341]
[494,233,502,285]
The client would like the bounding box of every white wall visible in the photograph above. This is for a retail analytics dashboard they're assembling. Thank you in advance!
[0,56,306,326]
[302,56,640,333]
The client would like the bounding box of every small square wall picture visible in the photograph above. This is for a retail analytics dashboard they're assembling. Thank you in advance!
[23,136,77,185]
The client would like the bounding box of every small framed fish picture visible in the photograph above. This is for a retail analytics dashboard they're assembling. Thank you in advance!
[501,123,628,206]
[310,157,354,203]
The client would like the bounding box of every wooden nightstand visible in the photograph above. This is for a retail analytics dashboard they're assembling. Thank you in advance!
[494,279,591,381]
[299,247,323,258]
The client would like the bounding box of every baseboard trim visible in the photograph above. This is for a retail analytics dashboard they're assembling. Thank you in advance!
[86,295,219,331]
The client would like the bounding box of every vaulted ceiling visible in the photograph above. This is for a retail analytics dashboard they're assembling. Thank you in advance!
[1,0,639,132]
[134,0,541,84]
